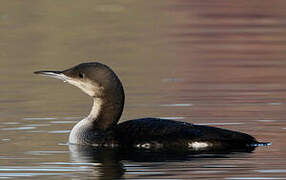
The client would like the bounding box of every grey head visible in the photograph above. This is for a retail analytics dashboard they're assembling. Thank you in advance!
[34,62,124,98]
[34,62,125,130]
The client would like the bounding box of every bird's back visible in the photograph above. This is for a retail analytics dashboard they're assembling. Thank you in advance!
[112,118,258,151]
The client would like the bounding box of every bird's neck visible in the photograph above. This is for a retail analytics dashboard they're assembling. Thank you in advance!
[88,94,124,131]
[69,94,124,144]
[88,98,103,122]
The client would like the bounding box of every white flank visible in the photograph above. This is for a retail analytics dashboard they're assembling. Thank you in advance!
[188,142,209,150]
[136,143,151,149]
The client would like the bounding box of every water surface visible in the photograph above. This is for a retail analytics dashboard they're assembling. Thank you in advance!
[0,0,286,179]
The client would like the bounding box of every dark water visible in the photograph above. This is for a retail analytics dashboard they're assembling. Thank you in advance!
[1,0,286,179]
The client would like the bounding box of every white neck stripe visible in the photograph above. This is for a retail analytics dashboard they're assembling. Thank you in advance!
[88,98,102,120]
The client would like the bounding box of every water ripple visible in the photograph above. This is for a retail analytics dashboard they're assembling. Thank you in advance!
[226,178,286,180]
[48,130,70,134]
[256,169,286,173]
[25,151,68,155]
[1,127,36,131]
[0,173,64,177]
[160,103,193,107]
[198,122,243,125]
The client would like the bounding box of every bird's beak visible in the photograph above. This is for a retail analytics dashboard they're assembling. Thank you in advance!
[34,70,71,82]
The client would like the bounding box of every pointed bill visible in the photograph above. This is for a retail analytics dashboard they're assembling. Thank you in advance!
[34,71,71,82]
[34,69,99,97]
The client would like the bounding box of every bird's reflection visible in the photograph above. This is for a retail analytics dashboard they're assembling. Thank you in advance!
[69,144,256,179]
[69,145,125,179]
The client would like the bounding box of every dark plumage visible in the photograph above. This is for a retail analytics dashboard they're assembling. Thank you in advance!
[34,62,269,152]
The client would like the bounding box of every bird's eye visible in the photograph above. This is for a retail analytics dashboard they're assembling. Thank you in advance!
[79,72,84,78]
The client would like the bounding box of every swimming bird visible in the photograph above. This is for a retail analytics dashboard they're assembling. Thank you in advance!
[34,62,268,152]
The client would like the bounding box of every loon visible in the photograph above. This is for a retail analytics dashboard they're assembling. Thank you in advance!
[34,62,269,151]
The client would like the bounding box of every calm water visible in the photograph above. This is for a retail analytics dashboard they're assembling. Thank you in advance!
[1,0,286,179]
